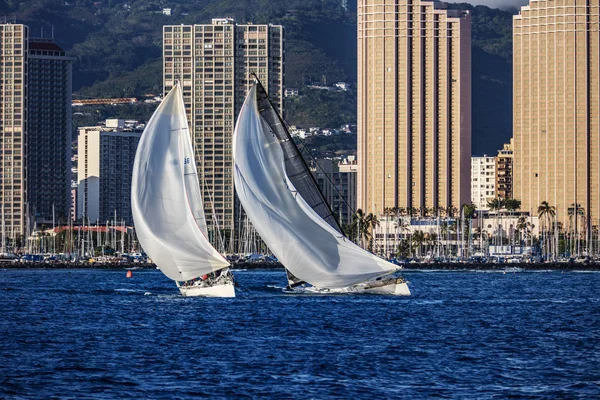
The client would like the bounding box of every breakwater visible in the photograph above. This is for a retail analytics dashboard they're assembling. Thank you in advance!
[401,262,600,271]
[1,261,599,271]
[0,261,282,270]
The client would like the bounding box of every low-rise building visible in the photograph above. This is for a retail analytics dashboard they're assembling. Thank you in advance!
[496,139,513,200]
[77,119,143,225]
[471,156,496,210]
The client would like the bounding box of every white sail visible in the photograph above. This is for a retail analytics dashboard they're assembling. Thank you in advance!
[131,84,229,282]
[233,85,397,289]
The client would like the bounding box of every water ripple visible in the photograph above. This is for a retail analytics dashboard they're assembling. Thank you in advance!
[0,269,599,398]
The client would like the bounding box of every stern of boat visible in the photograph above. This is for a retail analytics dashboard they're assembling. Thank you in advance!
[179,281,236,298]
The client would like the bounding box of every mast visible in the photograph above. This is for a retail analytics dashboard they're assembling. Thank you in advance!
[52,204,56,255]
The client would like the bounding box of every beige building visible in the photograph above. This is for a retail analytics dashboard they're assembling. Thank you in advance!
[513,0,600,231]
[357,0,472,217]
[471,156,496,210]
[163,18,283,240]
[1,24,73,243]
[496,139,513,200]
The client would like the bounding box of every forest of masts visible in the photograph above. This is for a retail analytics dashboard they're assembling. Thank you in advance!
[2,200,598,261]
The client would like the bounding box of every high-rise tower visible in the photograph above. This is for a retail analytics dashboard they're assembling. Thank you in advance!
[357,0,471,216]
[0,24,27,240]
[27,38,74,226]
[513,0,599,231]
[163,19,283,241]
[0,24,72,243]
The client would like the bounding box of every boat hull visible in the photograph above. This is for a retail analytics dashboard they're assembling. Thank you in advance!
[179,281,235,298]
[289,277,411,296]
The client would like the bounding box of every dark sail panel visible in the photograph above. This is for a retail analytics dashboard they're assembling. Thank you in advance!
[253,80,343,234]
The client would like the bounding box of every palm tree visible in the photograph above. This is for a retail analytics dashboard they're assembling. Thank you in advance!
[350,209,367,247]
[516,216,528,245]
[427,233,439,257]
[411,230,426,258]
[487,198,505,246]
[538,201,556,259]
[365,212,380,252]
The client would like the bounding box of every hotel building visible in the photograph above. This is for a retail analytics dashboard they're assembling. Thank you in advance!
[77,119,143,226]
[513,0,600,229]
[357,0,472,217]
[0,23,73,241]
[162,18,284,237]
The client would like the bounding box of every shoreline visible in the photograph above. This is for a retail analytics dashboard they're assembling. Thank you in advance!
[1,261,600,271]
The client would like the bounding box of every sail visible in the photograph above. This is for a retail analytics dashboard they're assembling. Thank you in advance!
[131,84,229,282]
[181,116,209,238]
[233,85,397,289]
[254,83,342,233]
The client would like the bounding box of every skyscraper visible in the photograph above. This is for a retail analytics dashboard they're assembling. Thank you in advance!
[513,0,599,231]
[163,18,283,241]
[0,24,27,240]
[27,38,74,226]
[0,24,73,242]
[357,0,471,216]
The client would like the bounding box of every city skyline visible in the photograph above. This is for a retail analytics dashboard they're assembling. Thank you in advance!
[0,0,598,248]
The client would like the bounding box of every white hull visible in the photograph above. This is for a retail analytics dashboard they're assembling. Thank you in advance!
[288,277,411,296]
[179,281,235,298]
[177,269,236,298]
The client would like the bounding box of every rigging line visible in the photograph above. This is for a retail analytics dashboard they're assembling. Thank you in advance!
[294,136,357,218]
[202,173,226,254]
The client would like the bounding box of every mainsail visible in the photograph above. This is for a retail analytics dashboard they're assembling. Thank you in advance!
[254,84,343,234]
[233,83,397,289]
[131,83,230,282]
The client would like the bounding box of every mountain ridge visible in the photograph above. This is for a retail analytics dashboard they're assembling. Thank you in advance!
[3,0,515,155]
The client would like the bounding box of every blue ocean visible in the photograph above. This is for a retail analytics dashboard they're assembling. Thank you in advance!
[1,268,599,398]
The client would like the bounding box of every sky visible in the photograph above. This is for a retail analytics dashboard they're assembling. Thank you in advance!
[445,0,529,10]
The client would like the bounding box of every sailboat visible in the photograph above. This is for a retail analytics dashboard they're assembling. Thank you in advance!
[131,83,235,297]
[233,79,410,295]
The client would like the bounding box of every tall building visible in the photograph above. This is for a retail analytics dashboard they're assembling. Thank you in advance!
[163,18,283,238]
[471,156,496,210]
[27,38,74,226]
[357,0,471,217]
[0,24,27,240]
[0,24,73,242]
[77,120,143,226]
[513,0,599,229]
[496,139,513,200]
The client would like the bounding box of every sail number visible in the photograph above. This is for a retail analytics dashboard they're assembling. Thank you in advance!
[184,157,191,165]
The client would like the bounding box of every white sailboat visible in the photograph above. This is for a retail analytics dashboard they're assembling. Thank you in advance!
[131,83,235,297]
[233,80,410,296]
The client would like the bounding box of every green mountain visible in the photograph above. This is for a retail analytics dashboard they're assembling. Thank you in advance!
[3,0,515,155]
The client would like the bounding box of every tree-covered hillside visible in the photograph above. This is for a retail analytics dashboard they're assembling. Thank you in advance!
[2,0,516,155]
